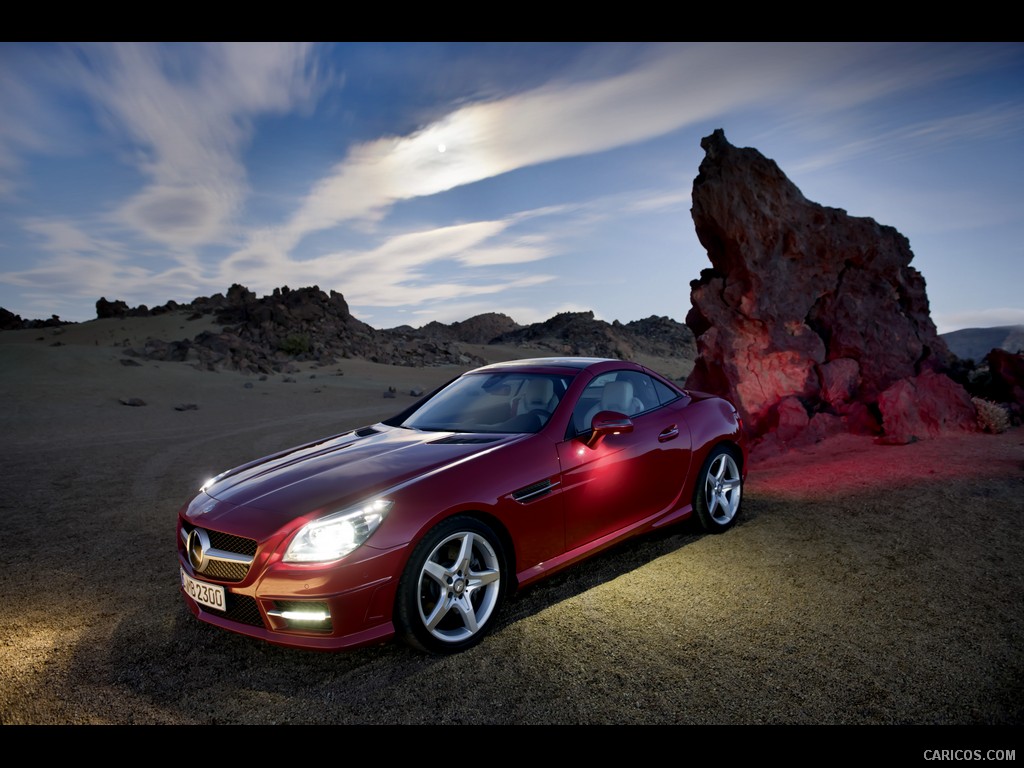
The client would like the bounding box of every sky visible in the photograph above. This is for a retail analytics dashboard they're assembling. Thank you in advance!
[1,42,1022,335]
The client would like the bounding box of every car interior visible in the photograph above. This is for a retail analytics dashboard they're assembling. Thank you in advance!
[573,375,649,434]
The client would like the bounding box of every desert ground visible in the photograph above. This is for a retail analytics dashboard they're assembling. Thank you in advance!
[1,313,1021,746]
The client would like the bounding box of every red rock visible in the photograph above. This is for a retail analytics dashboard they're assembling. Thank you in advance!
[684,129,963,450]
[875,369,977,444]
[984,349,1024,421]
[817,358,860,407]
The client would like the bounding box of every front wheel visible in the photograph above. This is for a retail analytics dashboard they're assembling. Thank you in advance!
[693,445,743,533]
[395,516,507,654]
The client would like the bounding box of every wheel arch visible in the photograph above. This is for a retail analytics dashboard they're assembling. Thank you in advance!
[712,437,746,474]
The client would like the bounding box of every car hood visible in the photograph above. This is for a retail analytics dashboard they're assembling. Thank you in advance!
[193,424,526,528]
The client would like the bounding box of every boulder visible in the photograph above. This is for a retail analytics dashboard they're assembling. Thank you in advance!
[684,129,971,450]
[876,369,978,444]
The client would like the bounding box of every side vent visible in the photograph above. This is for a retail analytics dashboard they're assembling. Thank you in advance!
[512,478,560,503]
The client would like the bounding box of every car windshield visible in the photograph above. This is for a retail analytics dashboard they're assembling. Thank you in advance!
[400,372,573,433]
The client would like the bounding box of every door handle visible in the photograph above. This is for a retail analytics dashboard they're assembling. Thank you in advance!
[658,425,679,442]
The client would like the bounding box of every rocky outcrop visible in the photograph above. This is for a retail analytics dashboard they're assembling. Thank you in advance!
[112,286,694,375]
[403,313,522,344]
[96,297,131,319]
[96,296,177,319]
[875,370,979,444]
[493,311,695,361]
[0,306,65,330]
[620,316,698,359]
[448,313,523,344]
[684,129,977,451]
[124,284,485,373]
[963,349,1024,425]
[1,307,26,330]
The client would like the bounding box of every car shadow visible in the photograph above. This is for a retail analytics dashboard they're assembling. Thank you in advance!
[495,509,757,631]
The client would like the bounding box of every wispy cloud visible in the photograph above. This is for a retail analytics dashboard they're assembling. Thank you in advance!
[213,219,556,308]
[252,42,1023,274]
[67,42,328,246]
[785,101,1024,178]
[274,43,783,251]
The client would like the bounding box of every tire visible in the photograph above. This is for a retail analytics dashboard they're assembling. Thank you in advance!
[395,516,507,654]
[693,445,743,533]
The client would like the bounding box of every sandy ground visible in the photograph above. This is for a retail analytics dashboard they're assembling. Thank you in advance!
[1,313,1022,746]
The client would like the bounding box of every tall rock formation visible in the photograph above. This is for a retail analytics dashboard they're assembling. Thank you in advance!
[684,129,976,452]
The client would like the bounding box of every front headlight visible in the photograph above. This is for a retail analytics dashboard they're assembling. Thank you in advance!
[283,499,393,563]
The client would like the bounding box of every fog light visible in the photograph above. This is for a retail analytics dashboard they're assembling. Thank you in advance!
[279,608,330,622]
[267,601,333,632]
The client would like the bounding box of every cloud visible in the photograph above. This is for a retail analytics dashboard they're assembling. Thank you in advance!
[67,42,329,246]
[3,218,195,304]
[21,219,116,256]
[455,240,551,267]
[275,43,1016,256]
[785,101,1024,179]
[0,47,83,199]
[212,218,557,310]
[276,44,783,250]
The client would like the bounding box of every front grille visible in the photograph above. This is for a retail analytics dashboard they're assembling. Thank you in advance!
[181,522,257,583]
[178,522,265,629]
[207,529,257,557]
[200,559,249,582]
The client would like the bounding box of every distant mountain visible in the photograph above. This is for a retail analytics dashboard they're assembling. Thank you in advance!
[3,285,694,374]
[940,326,1024,363]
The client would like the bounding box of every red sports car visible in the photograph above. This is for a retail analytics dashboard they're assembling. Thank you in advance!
[178,357,746,654]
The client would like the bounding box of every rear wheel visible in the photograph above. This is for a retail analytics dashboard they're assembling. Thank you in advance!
[395,516,507,654]
[694,445,742,532]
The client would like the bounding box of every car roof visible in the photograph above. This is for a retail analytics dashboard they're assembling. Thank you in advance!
[467,357,633,375]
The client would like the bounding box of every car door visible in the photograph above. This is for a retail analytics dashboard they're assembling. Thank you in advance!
[555,370,693,550]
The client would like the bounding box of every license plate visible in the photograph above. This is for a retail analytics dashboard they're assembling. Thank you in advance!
[181,568,227,612]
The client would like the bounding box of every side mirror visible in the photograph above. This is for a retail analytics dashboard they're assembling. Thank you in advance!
[584,410,634,448]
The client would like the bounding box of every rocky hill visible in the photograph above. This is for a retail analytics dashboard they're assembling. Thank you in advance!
[1,285,695,375]
[941,325,1024,362]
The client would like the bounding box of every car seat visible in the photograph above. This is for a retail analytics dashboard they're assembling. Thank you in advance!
[582,380,644,429]
[516,378,557,416]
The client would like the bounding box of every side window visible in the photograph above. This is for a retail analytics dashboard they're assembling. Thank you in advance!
[571,370,663,434]
[651,377,683,406]
[572,373,615,433]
